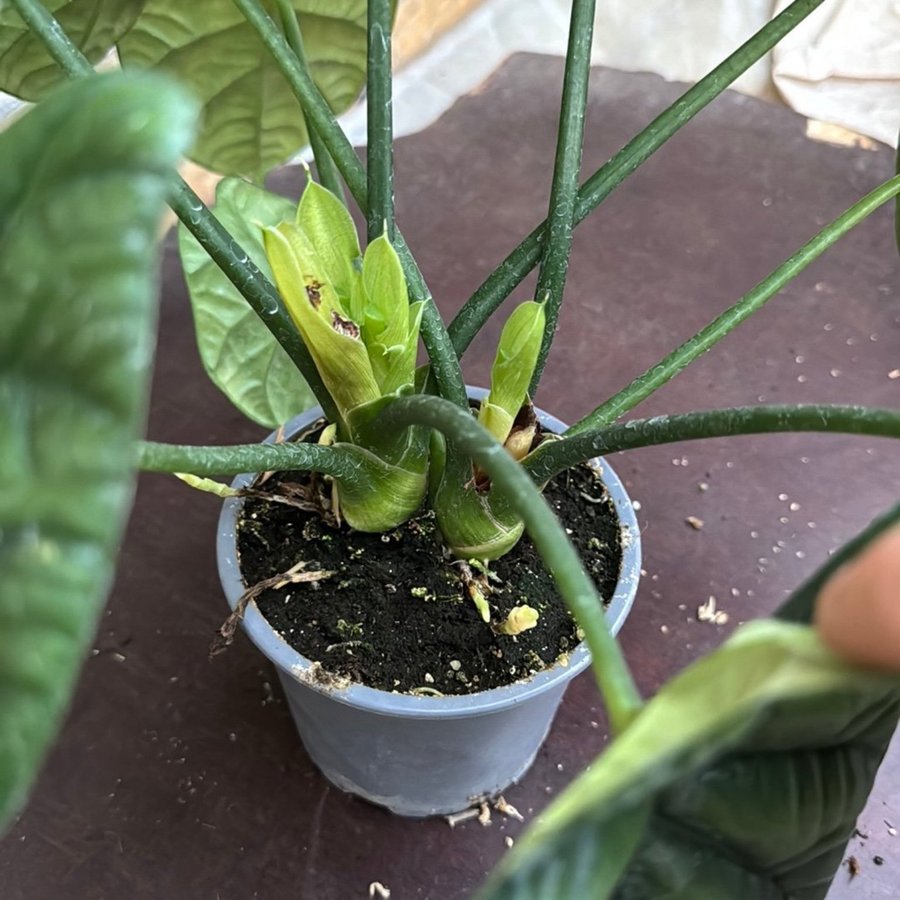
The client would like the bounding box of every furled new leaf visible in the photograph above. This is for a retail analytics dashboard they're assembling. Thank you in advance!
[361,234,420,394]
[0,73,194,827]
[263,222,380,425]
[480,507,900,900]
[0,0,145,100]
[118,0,367,179]
[296,178,361,307]
[478,301,545,445]
[178,177,316,428]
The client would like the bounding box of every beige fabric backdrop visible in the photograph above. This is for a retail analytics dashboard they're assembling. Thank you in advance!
[588,0,899,146]
[772,0,900,146]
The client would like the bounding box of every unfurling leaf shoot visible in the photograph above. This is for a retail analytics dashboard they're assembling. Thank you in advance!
[478,301,546,446]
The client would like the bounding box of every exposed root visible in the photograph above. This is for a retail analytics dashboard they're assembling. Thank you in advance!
[242,475,339,527]
[211,561,334,657]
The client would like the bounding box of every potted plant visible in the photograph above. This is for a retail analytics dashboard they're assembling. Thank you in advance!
[2,0,900,895]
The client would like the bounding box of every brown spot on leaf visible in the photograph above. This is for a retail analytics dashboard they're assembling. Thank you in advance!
[331,311,360,339]
[305,280,323,308]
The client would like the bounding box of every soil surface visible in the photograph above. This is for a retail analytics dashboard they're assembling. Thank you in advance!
[236,458,622,695]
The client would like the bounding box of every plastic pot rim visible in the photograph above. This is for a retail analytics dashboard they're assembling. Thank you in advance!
[216,387,641,720]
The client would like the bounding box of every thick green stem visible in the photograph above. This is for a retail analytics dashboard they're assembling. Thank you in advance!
[525,405,900,485]
[232,0,467,408]
[367,0,394,242]
[529,0,595,395]
[379,395,643,735]
[9,0,88,78]
[10,0,339,423]
[566,175,900,436]
[274,0,345,203]
[448,0,828,356]
[138,439,356,479]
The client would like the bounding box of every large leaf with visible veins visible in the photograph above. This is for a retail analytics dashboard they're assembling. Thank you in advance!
[118,0,367,179]
[0,0,146,99]
[479,506,900,900]
[178,177,315,427]
[0,72,194,828]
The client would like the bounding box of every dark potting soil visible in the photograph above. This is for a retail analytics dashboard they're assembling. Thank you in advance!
[236,456,622,696]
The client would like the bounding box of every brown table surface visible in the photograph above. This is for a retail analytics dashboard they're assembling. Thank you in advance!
[2,55,898,900]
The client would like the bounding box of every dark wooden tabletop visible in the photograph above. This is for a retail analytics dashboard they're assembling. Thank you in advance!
[2,55,898,899]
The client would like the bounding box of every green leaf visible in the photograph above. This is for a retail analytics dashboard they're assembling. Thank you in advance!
[480,618,900,900]
[478,301,545,444]
[0,0,145,100]
[361,234,419,393]
[362,233,406,328]
[178,177,316,428]
[296,177,361,304]
[118,0,367,180]
[263,221,380,424]
[0,72,195,827]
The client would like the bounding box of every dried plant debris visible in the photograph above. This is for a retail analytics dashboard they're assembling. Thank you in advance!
[697,595,729,626]
[211,561,334,657]
[445,794,526,828]
[495,796,524,822]
[445,806,481,828]
[243,476,339,524]
[291,661,352,692]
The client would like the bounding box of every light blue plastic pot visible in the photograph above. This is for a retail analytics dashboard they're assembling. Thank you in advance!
[217,389,641,816]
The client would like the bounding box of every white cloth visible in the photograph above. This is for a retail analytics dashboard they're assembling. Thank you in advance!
[772,0,900,146]
[588,0,899,146]
[589,0,777,101]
